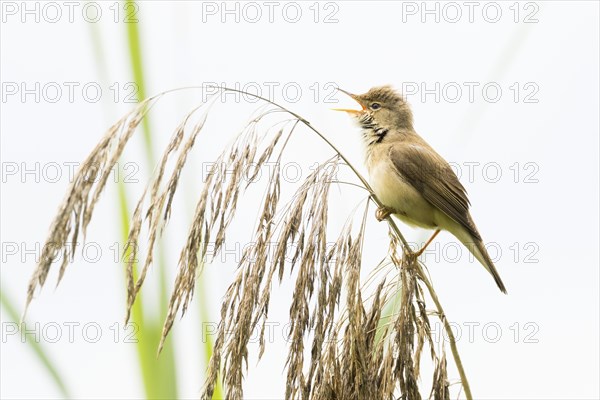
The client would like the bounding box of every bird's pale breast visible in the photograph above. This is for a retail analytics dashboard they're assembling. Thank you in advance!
[367,149,438,229]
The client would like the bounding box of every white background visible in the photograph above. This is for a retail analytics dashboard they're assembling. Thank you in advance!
[1,1,599,399]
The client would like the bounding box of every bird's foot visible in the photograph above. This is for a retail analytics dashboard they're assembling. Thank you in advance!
[413,229,441,257]
[413,247,426,258]
[375,206,396,222]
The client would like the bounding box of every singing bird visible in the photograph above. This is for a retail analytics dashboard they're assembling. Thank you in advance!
[335,85,507,293]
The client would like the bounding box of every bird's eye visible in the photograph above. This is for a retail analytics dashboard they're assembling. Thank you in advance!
[370,102,381,110]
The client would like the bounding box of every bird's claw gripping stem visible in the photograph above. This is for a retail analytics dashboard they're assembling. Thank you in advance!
[375,206,395,222]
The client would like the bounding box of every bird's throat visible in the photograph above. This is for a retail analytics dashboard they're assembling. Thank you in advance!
[358,113,389,147]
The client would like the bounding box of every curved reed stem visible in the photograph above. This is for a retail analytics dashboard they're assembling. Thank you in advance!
[28,84,472,399]
[203,85,471,399]
[158,85,472,399]
[415,261,472,399]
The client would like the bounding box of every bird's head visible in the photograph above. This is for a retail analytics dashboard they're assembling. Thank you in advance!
[334,85,413,131]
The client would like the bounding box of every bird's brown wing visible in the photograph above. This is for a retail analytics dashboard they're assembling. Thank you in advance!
[389,144,481,240]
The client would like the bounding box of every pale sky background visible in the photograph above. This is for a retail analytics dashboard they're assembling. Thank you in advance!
[1,1,599,399]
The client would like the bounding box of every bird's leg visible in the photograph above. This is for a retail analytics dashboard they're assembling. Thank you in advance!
[375,206,396,221]
[414,229,441,257]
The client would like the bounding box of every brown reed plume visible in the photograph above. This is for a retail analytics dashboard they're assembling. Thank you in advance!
[25,86,474,400]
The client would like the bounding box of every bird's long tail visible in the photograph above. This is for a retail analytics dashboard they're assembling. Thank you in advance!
[452,225,507,294]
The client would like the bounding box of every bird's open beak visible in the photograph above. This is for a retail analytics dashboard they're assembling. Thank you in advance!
[332,88,366,115]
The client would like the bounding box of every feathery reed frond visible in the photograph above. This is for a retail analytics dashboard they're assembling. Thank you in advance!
[125,104,210,324]
[24,97,158,318]
[27,86,474,400]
